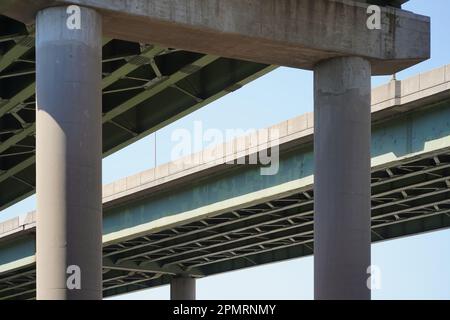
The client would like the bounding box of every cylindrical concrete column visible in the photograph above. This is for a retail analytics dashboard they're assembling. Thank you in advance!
[170,276,196,300]
[36,6,103,300]
[313,57,372,300]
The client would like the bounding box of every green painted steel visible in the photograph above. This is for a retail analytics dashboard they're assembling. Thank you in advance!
[372,101,450,158]
[104,100,450,235]
[0,236,35,266]
[0,14,274,211]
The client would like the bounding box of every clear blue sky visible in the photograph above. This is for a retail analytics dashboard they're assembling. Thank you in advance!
[2,0,450,300]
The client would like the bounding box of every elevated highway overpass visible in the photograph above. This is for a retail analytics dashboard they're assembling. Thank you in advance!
[1,64,449,299]
[0,13,274,211]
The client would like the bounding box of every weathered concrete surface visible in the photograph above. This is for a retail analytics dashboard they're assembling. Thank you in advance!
[1,0,430,75]
[35,6,103,300]
[314,57,372,299]
[170,276,196,300]
[354,0,407,7]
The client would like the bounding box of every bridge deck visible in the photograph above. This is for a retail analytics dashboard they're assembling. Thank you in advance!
[0,63,449,299]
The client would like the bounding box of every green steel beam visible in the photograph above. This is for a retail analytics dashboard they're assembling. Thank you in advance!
[103,258,203,277]
[0,123,34,155]
[0,82,34,118]
[0,155,34,184]
[103,64,277,157]
[0,33,34,73]
[1,288,35,300]
[102,54,220,123]
[103,273,161,292]
[101,44,165,90]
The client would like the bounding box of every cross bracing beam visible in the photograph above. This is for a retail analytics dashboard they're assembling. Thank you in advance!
[186,237,316,270]
[107,198,313,260]
[0,33,34,74]
[102,272,164,292]
[0,83,35,118]
[121,197,448,270]
[101,45,166,90]
[116,204,314,264]
[101,54,219,123]
[103,258,203,277]
[188,207,449,268]
[158,201,450,270]
[159,218,315,268]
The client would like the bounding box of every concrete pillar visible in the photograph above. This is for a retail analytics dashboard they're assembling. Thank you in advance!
[170,276,196,300]
[35,6,103,300]
[313,57,372,300]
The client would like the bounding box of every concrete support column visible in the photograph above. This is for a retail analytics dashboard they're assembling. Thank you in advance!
[35,6,103,300]
[170,276,196,300]
[313,57,372,300]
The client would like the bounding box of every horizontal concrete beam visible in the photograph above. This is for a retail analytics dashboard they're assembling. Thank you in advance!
[1,0,430,75]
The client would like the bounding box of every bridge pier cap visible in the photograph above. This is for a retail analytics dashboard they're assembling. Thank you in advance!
[1,0,430,75]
